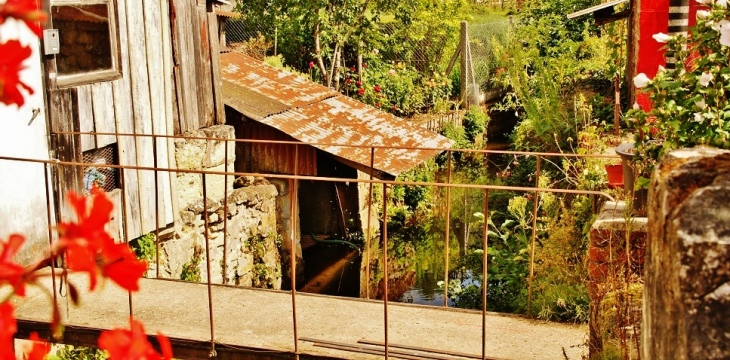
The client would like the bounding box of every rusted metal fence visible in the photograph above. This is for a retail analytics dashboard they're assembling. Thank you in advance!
[3,131,620,359]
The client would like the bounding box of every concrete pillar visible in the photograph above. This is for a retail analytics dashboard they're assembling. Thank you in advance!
[643,147,730,359]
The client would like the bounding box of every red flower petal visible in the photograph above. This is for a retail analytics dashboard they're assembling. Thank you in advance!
[101,244,148,292]
[24,332,51,360]
[0,302,17,360]
[0,235,27,296]
[157,333,173,360]
[0,0,47,36]
[99,317,169,359]
[0,40,34,107]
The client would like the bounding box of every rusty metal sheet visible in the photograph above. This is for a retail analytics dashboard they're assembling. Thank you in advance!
[220,52,453,178]
[222,80,289,120]
[263,95,453,178]
[220,52,337,111]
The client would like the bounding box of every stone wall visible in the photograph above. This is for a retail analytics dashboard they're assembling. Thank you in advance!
[643,147,730,359]
[157,125,282,289]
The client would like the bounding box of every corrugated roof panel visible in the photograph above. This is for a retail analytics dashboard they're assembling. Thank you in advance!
[222,80,289,120]
[262,95,453,177]
[220,52,337,111]
[220,52,453,178]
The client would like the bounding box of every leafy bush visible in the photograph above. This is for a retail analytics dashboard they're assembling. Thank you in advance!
[462,105,489,143]
[130,232,156,262]
[52,346,107,360]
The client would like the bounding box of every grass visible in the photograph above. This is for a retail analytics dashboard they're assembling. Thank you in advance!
[466,4,511,24]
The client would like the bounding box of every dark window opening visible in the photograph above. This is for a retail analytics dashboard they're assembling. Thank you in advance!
[53,4,113,75]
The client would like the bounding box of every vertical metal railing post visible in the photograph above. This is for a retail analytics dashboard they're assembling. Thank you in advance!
[43,163,59,314]
[443,151,453,307]
[481,188,489,360]
[365,147,375,299]
[382,183,389,359]
[527,155,542,313]
[152,134,161,279]
[222,137,229,285]
[290,144,300,356]
[202,175,217,356]
[118,164,134,318]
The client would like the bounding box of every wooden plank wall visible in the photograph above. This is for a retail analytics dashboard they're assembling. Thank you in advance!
[49,0,224,240]
[170,0,223,133]
[111,0,142,240]
[49,88,84,223]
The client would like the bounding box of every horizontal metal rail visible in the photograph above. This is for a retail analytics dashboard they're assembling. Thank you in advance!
[2,134,617,359]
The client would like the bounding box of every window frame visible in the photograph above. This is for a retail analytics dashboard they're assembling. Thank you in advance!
[50,0,122,88]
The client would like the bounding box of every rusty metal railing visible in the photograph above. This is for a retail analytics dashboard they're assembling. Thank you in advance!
[3,130,621,359]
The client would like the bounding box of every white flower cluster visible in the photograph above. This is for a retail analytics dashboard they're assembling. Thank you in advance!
[633,2,730,88]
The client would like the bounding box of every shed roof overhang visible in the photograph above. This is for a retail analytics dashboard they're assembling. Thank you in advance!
[567,0,630,26]
[220,52,453,179]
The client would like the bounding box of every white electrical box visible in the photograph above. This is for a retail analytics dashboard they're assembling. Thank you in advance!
[43,29,60,55]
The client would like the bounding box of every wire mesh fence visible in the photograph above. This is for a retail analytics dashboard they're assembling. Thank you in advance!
[223,13,512,89]
[467,19,512,87]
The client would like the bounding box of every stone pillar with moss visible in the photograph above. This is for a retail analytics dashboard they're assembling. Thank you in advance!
[643,147,730,359]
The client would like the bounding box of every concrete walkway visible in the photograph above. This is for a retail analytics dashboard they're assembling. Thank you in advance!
[13,272,587,359]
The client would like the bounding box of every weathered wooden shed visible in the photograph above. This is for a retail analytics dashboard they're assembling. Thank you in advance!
[220,52,453,239]
[1,0,228,263]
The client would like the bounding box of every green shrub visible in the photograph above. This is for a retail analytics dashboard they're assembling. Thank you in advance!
[52,345,107,360]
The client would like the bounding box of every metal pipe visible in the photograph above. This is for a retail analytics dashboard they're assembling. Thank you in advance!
[481,189,489,360]
[443,151,452,307]
[43,163,58,311]
[52,130,621,159]
[153,133,160,279]
[119,165,134,318]
[202,176,217,356]
[527,156,542,314]
[290,144,300,355]
[365,147,375,299]
[0,155,617,203]
[222,137,229,285]
[382,183,389,359]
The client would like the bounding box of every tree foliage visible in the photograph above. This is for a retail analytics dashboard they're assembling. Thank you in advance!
[234,0,470,86]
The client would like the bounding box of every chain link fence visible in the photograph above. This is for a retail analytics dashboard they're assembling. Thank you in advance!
[467,19,511,87]
[223,13,511,88]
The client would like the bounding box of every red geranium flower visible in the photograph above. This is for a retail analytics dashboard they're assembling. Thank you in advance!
[356,80,361,87]
[99,317,173,360]
[0,234,28,296]
[308,61,314,69]
[0,302,17,360]
[374,85,381,93]
[349,67,355,72]
[57,189,147,292]
[24,332,50,360]
[0,0,46,36]
[0,40,34,107]
[357,88,364,95]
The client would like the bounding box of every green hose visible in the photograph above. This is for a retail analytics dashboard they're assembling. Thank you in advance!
[304,231,361,255]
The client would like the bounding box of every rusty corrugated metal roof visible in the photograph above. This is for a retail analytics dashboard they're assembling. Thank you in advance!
[221,52,337,110]
[220,52,453,178]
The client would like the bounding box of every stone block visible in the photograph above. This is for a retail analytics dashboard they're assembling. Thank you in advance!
[201,125,236,168]
[174,129,207,170]
[643,147,730,360]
